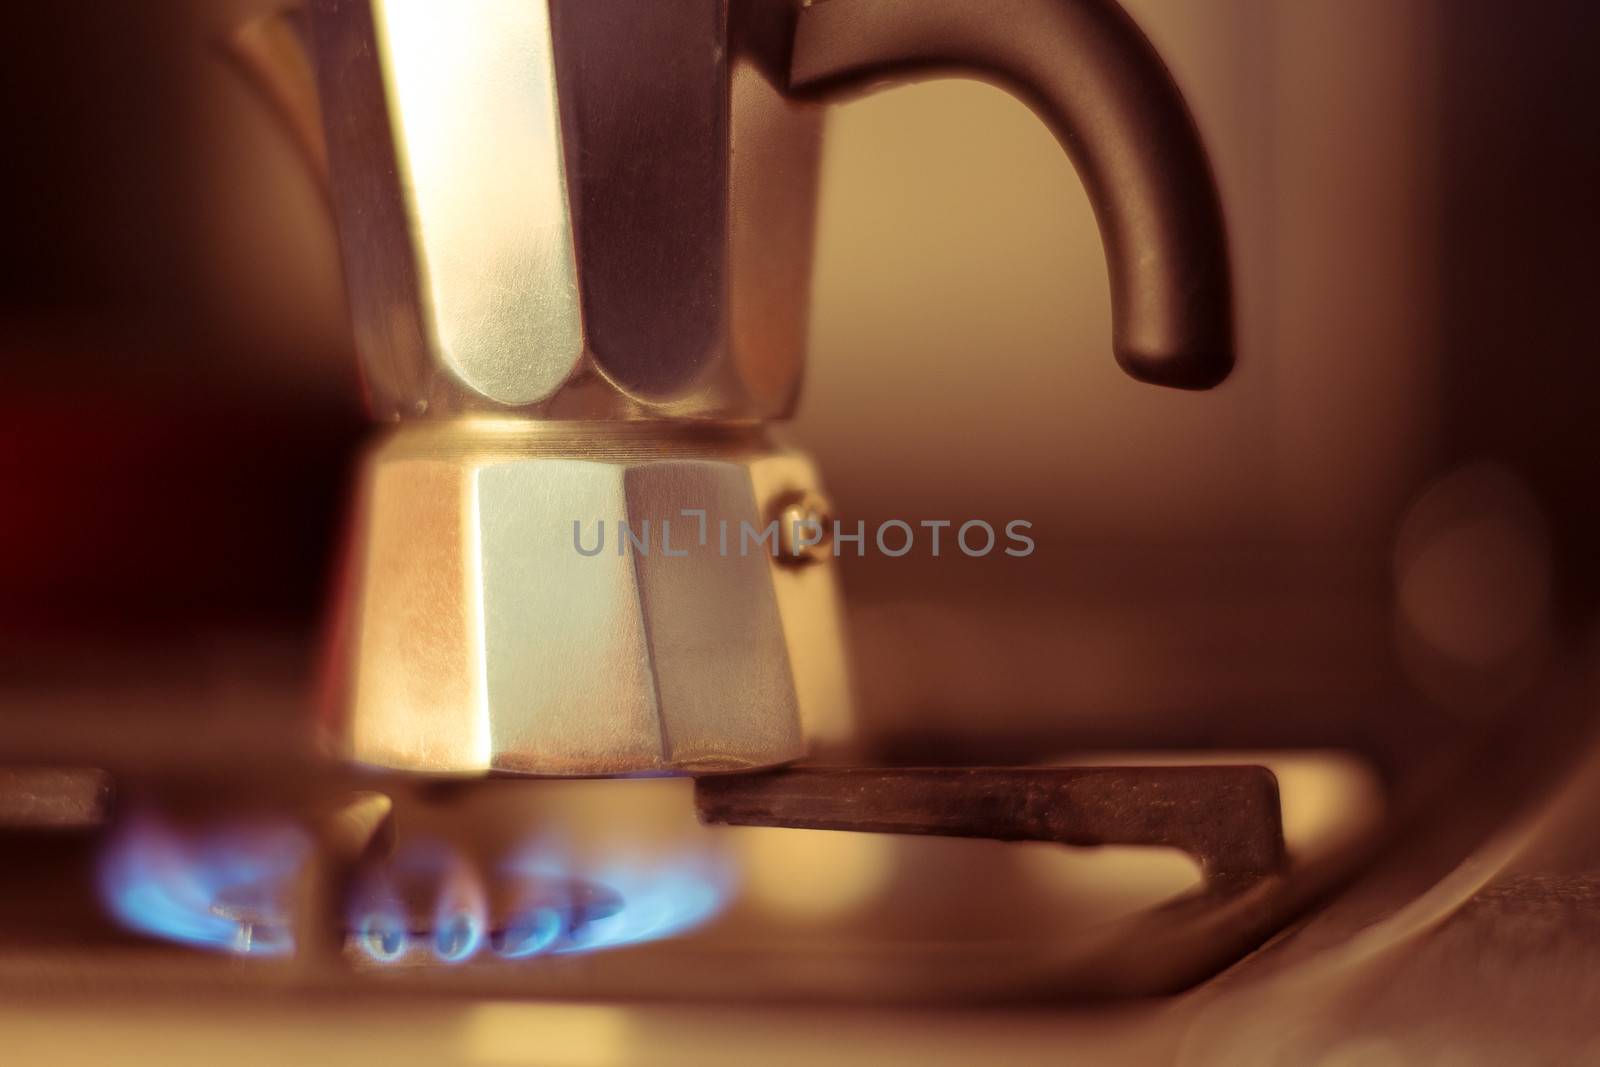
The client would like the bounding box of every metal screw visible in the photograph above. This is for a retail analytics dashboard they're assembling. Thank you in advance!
[771,491,834,567]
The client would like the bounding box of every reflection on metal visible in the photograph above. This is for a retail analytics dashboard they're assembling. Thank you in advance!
[230,0,1236,776]
[297,0,827,419]
[369,0,582,407]
[243,0,1235,415]
[325,422,850,775]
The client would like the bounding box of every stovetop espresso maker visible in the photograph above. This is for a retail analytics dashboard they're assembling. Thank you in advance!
[234,0,1232,777]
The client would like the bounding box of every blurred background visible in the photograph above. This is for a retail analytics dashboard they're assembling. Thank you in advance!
[4,0,1596,781]
[2,0,1600,1060]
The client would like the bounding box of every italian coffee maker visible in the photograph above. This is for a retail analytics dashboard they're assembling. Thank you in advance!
[232,0,1232,777]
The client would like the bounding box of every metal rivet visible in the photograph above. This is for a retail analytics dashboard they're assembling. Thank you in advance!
[771,491,834,567]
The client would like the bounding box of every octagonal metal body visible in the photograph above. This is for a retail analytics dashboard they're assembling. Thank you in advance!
[323,423,853,775]
[308,0,821,420]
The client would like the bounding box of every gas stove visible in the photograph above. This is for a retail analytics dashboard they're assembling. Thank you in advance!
[5,0,1600,1062]
[0,651,1385,1003]
[7,642,1599,1067]
[10,640,1600,1067]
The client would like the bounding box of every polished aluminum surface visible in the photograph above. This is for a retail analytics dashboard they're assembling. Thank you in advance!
[324,423,852,775]
[306,0,822,420]
[230,0,1235,776]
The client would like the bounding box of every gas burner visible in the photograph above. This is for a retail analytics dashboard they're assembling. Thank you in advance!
[94,804,730,965]
[97,813,310,957]
[0,756,1386,1001]
[342,843,626,966]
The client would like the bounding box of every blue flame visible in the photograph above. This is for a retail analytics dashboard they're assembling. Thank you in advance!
[492,906,562,959]
[345,840,732,964]
[431,847,486,962]
[100,814,731,964]
[501,842,732,958]
[433,910,484,962]
[347,839,492,966]
[356,909,408,962]
[97,813,309,956]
